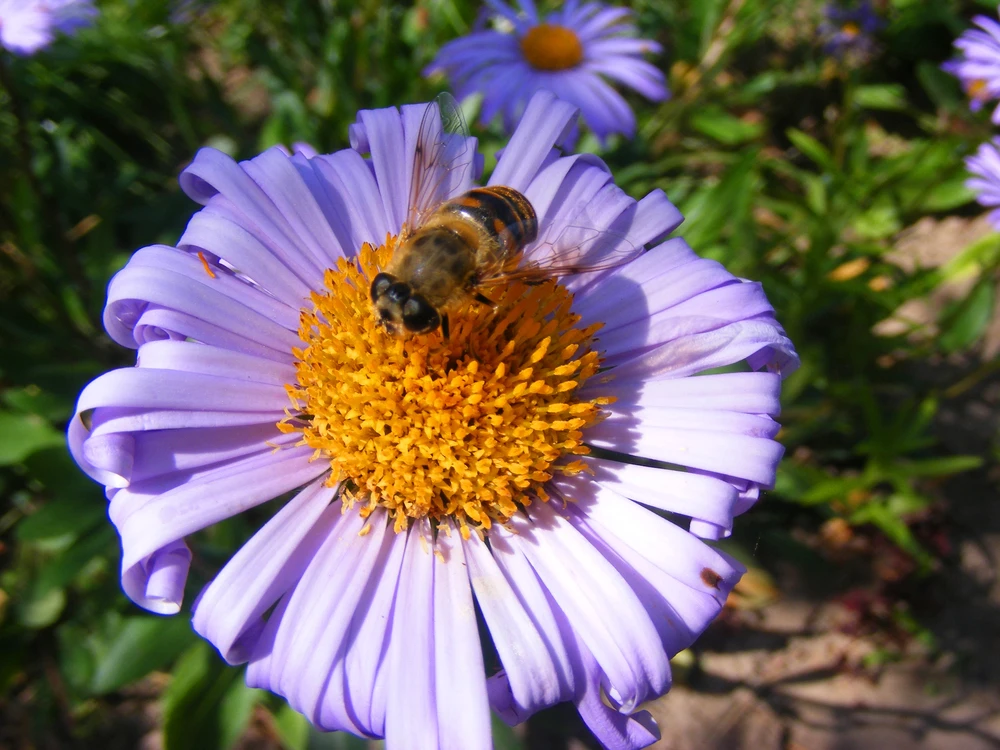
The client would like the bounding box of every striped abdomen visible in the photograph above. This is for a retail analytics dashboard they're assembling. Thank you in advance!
[436,186,538,266]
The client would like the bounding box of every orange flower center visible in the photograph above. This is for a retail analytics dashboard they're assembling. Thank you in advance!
[840,21,861,39]
[282,238,610,537]
[969,78,989,101]
[520,23,584,71]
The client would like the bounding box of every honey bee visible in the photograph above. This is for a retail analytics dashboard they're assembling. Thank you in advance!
[371,94,640,338]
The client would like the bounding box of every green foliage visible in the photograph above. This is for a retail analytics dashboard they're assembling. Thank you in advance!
[1,0,996,747]
[91,616,197,694]
[162,643,265,750]
[631,0,994,576]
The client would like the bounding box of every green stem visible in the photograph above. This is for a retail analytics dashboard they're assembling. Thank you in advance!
[833,68,858,170]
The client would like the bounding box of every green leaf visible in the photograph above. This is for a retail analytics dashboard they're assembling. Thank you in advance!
[916,60,961,110]
[739,71,780,100]
[163,643,213,716]
[18,586,66,629]
[58,623,98,693]
[678,151,758,250]
[901,232,1000,301]
[786,129,836,173]
[91,616,197,694]
[219,679,263,750]
[35,526,116,593]
[164,644,222,749]
[16,496,106,542]
[272,703,309,750]
[799,476,869,506]
[773,462,830,504]
[163,643,247,750]
[849,501,933,568]
[901,455,985,477]
[851,201,901,240]
[939,280,995,352]
[919,175,976,212]
[802,173,828,215]
[689,107,765,145]
[491,713,525,750]
[885,491,932,517]
[303,728,371,749]
[23,445,100,501]
[1,386,73,422]
[0,410,64,465]
[854,84,908,111]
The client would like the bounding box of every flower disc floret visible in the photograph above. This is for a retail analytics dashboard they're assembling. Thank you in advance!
[520,23,584,71]
[820,1,881,58]
[284,239,607,534]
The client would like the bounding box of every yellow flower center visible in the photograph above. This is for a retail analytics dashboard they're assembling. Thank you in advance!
[520,23,584,71]
[282,237,609,537]
[969,78,989,101]
[840,21,861,39]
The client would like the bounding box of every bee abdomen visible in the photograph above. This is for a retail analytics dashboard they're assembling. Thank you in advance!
[442,186,538,260]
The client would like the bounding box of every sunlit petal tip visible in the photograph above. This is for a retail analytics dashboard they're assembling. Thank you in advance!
[0,0,97,55]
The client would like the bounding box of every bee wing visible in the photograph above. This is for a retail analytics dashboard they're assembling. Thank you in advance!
[405,93,476,235]
[476,223,642,288]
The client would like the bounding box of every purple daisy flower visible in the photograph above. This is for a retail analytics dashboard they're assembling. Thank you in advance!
[0,0,97,56]
[169,0,210,25]
[966,137,1000,229]
[424,0,667,144]
[68,91,797,749]
[943,13,1000,123]
[819,1,882,57]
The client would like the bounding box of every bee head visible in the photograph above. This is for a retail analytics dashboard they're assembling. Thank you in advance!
[371,272,441,336]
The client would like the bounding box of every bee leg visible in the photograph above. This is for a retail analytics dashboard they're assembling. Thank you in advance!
[441,314,450,340]
[474,292,495,306]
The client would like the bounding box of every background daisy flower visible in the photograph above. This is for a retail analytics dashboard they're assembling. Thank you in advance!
[69,91,797,749]
[820,1,881,58]
[943,12,1000,123]
[0,0,97,55]
[424,0,667,144]
[965,137,1000,229]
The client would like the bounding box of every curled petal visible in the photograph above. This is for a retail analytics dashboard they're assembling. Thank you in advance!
[506,502,669,712]
[192,479,339,663]
[113,447,324,612]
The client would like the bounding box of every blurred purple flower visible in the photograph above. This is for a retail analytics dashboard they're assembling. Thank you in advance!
[424,0,667,144]
[966,137,1000,229]
[820,1,881,57]
[69,91,797,749]
[0,0,97,56]
[943,13,1000,123]
[169,0,209,25]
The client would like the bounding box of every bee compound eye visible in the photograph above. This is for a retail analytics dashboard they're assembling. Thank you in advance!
[402,297,441,334]
[371,273,395,302]
[387,282,410,304]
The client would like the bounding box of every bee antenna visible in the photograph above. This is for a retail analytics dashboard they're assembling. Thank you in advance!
[474,292,494,306]
[441,314,450,340]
